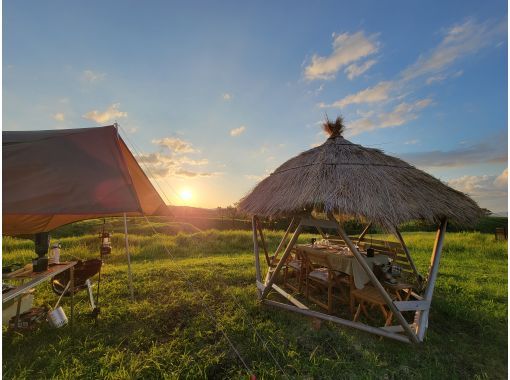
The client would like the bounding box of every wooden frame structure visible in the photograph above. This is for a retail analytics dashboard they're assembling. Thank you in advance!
[251,215,447,344]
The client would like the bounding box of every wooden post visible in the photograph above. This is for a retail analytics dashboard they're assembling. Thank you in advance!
[262,299,411,344]
[394,228,420,277]
[255,217,271,266]
[357,223,372,244]
[252,216,262,284]
[272,217,296,261]
[123,213,134,301]
[330,215,419,343]
[261,221,303,299]
[417,219,447,341]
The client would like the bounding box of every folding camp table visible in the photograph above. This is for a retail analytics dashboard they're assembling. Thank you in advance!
[3,262,77,331]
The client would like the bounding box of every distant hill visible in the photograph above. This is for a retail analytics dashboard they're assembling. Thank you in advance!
[168,205,220,218]
[490,211,508,217]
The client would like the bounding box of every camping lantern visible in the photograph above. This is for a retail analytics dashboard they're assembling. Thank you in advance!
[100,231,112,256]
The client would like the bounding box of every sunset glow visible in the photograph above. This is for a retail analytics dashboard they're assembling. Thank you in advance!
[180,189,193,202]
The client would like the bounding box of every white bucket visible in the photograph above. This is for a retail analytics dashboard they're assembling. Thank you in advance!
[47,306,68,328]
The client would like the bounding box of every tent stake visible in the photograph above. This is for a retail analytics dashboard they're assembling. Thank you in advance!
[123,213,134,301]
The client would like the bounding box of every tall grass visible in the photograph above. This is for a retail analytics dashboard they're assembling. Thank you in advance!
[2,230,507,379]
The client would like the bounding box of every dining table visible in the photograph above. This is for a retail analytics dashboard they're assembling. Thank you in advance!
[295,243,390,289]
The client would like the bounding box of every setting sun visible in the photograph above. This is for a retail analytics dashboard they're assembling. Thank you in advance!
[180,189,193,202]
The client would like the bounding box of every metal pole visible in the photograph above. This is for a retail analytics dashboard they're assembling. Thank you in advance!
[124,213,135,301]
[417,219,447,341]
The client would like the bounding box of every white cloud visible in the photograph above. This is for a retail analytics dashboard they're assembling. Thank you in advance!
[304,31,379,80]
[53,112,65,122]
[223,93,232,101]
[345,59,377,80]
[426,70,463,85]
[136,151,213,179]
[347,98,432,136]
[404,139,419,145]
[152,137,196,154]
[83,103,127,124]
[230,126,246,137]
[402,19,506,81]
[448,168,508,212]
[83,70,106,83]
[320,81,393,108]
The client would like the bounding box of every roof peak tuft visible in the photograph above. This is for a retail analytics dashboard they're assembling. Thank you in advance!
[323,115,345,138]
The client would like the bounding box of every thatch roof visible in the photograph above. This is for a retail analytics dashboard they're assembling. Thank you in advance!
[238,118,483,229]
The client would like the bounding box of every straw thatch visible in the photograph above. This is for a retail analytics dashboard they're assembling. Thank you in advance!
[238,119,483,229]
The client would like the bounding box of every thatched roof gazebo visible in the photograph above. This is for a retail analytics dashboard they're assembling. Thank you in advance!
[238,117,483,344]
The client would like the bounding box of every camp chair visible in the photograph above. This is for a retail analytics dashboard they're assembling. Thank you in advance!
[282,249,306,293]
[51,259,102,314]
[351,285,396,326]
[303,250,351,314]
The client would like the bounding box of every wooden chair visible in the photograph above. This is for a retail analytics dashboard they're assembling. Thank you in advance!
[351,285,396,326]
[303,250,351,314]
[282,249,306,293]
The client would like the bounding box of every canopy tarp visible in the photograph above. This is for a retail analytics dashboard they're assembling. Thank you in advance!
[3,125,168,235]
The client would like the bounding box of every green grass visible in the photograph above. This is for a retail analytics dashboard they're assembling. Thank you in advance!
[2,230,507,379]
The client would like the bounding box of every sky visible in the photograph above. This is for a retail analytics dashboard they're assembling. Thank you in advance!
[3,1,508,213]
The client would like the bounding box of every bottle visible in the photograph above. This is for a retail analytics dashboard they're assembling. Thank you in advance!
[50,242,61,264]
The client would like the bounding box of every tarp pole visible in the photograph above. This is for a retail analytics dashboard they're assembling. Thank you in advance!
[124,213,134,301]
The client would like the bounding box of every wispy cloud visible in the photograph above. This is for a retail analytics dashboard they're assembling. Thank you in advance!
[230,125,246,137]
[83,103,127,124]
[345,59,377,80]
[404,139,419,145]
[82,69,106,83]
[304,31,379,80]
[346,99,432,136]
[319,81,393,108]
[315,18,505,136]
[401,18,506,81]
[152,137,196,153]
[223,93,232,101]
[53,112,65,122]
[399,133,507,168]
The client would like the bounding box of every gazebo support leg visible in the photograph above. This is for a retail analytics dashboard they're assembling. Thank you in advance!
[357,223,372,244]
[271,217,296,263]
[416,219,447,341]
[252,216,262,289]
[394,228,420,278]
[329,215,419,343]
[260,221,303,300]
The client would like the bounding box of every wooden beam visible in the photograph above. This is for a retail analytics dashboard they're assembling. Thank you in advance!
[357,223,372,244]
[300,217,338,229]
[262,299,411,343]
[252,216,262,284]
[261,222,303,299]
[272,217,296,262]
[257,281,309,310]
[329,215,420,343]
[393,300,430,312]
[394,228,420,277]
[255,217,271,266]
[417,218,447,341]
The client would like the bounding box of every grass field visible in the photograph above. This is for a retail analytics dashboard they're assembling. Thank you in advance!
[2,229,508,379]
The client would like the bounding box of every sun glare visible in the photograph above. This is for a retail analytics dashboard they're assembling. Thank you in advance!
[180,189,193,202]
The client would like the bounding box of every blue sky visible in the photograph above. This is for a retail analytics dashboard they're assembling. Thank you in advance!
[3,1,508,212]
